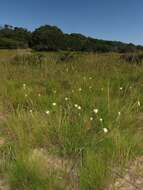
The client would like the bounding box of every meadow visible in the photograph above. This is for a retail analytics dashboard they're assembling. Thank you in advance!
[0,50,143,190]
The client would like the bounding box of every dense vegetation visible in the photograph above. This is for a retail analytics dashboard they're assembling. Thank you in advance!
[0,50,143,189]
[0,24,143,52]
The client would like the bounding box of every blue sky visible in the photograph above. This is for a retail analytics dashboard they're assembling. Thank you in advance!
[0,0,143,45]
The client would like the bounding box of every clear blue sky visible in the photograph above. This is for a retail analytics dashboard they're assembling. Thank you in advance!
[0,0,143,45]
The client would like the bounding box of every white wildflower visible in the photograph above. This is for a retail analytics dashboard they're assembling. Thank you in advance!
[78,106,81,110]
[138,101,141,106]
[120,87,123,90]
[93,109,98,114]
[90,117,93,121]
[118,111,121,116]
[103,128,108,133]
[74,104,78,108]
[23,83,26,89]
[65,97,68,101]
[45,110,50,115]
[99,118,103,122]
[52,102,56,106]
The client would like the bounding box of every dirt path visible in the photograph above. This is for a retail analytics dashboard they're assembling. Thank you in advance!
[107,157,143,190]
[0,178,9,190]
[0,113,6,122]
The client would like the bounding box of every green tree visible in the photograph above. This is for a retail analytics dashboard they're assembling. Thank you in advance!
[31,25,65,51]
[0,25,31,49]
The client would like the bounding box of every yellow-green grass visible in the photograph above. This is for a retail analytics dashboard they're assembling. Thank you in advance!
[0,51,143,189]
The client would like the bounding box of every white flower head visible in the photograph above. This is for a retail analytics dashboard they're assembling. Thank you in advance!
[65,97,68,101]
[99,118,103,122]
[120,87,123,90]
[90,117,93,121]
[23,83,26,89]
[29,110,33,113]
[78,106,81,110]
[93,109,98,114]
[45,110,50,115]
[103,128,108,133]
[52,102,56,106]
[118,111,121,116]
[137,101,141,106]
[78,88,82,92]
[74,104,78,108]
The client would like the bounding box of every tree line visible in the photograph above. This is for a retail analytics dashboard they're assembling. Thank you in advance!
[0,24,142,53]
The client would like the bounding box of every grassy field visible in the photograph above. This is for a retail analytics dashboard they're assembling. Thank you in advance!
[0,50,143,190]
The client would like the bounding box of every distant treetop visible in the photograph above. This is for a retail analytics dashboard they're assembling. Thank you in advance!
[0,24,142,52]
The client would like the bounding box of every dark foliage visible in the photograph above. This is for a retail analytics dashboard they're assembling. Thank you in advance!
[120,53,143,64]
[0,25,31,49]
[58,52,76,62]
[0,24,143,53]
[11,53,46,66]
[30,25,65,51]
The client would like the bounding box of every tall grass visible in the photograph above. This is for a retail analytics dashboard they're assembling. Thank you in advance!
[0,51,142,189]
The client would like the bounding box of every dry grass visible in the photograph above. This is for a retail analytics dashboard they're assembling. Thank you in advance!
[0,50,142,189]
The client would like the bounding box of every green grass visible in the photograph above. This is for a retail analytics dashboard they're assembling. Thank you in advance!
[0,50,143,189]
